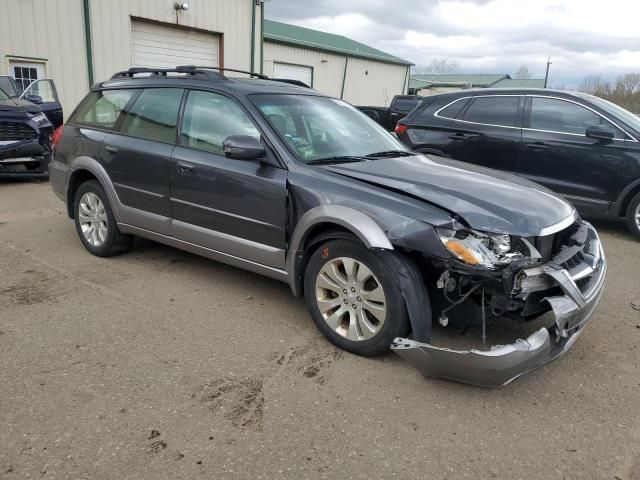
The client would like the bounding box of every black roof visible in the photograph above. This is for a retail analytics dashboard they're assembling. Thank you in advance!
[96,66,318,96]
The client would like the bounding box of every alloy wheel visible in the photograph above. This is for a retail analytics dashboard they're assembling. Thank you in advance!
[315,256,387,341]
[636,203,640,229]
[78,192,108,247]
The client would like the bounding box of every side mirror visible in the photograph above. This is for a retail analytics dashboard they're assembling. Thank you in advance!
[586,124,615,142]
[223,135,265,160]
[25,94,43,104]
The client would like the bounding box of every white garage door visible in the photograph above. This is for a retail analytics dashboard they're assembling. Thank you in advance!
[131,20,219,69]
[272,62,313,86]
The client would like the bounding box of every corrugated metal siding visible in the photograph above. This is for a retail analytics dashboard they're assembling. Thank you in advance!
[264,42,347,98]
[0,0,259,118]
[0,0,89,119]
[342,57,408,107]
[264,41,408,106]
[90,0,259,82]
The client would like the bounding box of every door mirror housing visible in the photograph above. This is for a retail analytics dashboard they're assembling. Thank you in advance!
[25,94,43,104]
[223,135,265,160]
[586,124,615,142]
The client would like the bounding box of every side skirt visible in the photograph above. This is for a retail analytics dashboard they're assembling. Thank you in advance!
[117,223,289,284]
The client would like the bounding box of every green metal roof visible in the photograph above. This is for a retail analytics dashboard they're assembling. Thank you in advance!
[264,20,413,66]
[491,78,545,88]
[410,74,509,88]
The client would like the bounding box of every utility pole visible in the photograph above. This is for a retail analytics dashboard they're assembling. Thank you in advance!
[543,56,552,88]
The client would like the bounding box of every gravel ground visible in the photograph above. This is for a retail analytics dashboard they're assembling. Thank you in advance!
[1,180,639,480]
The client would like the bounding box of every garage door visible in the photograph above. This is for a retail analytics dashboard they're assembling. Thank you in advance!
[131,20,219,69]
[272,62,313,86]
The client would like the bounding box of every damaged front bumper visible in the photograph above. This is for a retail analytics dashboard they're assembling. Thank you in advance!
[391,223,607,387]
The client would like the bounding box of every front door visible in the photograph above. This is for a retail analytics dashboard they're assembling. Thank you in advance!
[439,95,523,174]
[170,90,287,269]
[20,79,64,128]
[101,87,184,235]
[518,95,629,216]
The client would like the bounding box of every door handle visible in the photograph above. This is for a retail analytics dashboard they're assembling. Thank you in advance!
[104,145,118,155]
[449,133,479,141]
[526,142,549,150]
[177,161,195,173]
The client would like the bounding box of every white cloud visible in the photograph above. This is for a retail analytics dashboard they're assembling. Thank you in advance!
[266,0,640,87]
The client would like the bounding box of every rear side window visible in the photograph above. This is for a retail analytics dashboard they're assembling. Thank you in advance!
[435,98,469,121]
[180,90,260,154]
[392,98,417,112]
[462,96,520,127]
[72,90,135,128]
[120,88,183,143]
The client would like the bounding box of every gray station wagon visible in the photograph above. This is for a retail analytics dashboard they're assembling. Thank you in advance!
[50,66,607,387]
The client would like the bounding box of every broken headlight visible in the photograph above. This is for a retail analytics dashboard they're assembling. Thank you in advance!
[437,228,525,269]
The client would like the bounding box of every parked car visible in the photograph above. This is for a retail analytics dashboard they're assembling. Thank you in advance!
[0,76,63,128]
[50,67,606,387]
[358,95,423,131]
[0,86,54,178]
[394,88,640,239]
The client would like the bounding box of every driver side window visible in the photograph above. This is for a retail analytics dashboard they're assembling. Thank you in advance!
[528,97,622,138]
[180,90,260,154]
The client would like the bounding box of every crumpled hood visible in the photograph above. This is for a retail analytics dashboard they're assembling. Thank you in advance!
[320,154,576,237]
[0,99,41,113]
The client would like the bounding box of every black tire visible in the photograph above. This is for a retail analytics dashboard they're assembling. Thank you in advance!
[625,192,640,240]
[73,180,132,257]
[303,239,410,357]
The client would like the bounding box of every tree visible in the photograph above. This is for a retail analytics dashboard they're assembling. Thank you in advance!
[578,73,640,113]
[415,58,459,75]
[514,66,532,79]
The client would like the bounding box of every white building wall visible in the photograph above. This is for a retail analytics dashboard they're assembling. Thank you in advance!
[89,0,262,83]
[264,42,347,98]
[0,0,261,117]
[341,57,409,107]
[0,0,89,118]
[264,41,409,106]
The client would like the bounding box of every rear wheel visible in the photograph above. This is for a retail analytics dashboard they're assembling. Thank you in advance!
[303,239,410,357]
[625,192,640,240]
[73,180,132,257]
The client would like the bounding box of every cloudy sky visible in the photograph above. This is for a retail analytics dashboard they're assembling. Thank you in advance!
[265,0,640,88]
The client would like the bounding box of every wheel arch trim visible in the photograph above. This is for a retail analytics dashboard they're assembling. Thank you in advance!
[66,157,122,222]
[286,205,393,296]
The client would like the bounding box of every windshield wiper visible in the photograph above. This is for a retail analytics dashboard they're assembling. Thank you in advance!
[306,156,368,165]
[365,150,414,158]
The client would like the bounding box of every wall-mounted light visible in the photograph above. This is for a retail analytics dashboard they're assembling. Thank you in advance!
[174,2,189,11]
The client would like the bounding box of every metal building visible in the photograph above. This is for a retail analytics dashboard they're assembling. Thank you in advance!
[0,0,264,117]
[263,20,413,106]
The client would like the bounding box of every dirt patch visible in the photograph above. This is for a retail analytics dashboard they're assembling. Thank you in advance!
[199,376,265,431]
[0,269,66,306]
[270,340,344,385]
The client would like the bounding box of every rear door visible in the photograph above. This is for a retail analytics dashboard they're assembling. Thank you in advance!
[170,89,287,269]
[518,95,629,216]
[433,95,523,173]
[101,87,184,235]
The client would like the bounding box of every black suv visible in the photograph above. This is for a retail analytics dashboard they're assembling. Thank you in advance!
[50,67,606,386]
[395,88,640,238]
[0,86,53,179]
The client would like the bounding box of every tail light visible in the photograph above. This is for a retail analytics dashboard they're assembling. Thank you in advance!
[394,123,408,135]
[52,125,64,146]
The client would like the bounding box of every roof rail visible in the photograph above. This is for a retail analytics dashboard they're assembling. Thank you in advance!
[109,66,226,80]
[176,65,269,79]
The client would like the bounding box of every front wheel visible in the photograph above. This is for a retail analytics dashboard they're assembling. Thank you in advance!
[303,239,410,357]
[625,192,640,240]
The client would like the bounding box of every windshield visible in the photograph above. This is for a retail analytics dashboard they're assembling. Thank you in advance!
[251,94,408,163]
[579,93,640,134]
